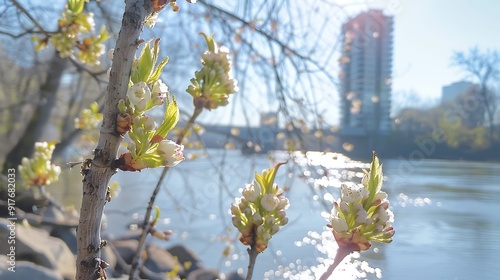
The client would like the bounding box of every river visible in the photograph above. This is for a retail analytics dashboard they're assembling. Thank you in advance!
[54,149,500,279]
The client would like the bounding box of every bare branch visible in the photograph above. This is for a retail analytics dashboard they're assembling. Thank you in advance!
[75,0,153,278]
[10,0,49,35]
[0,28,39,38]
[451,47,500,141]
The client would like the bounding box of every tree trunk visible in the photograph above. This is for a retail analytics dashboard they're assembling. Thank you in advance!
[75,1,151,279]
[479,85,495,144]
[2,53,67,174]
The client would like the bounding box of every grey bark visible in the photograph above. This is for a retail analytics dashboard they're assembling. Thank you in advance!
[75,1,152,279]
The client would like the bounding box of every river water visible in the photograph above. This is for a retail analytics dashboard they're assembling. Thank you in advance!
[55,149,500,279]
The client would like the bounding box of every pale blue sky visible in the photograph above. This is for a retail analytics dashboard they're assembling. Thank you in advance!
[182,0,500,126]
[388,0,500,103]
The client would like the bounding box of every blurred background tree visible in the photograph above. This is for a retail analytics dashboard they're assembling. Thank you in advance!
[451,47,500,143]
[1,0,348,174]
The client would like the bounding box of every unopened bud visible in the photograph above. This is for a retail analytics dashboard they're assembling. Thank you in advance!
[276,210,286,220]
[252,213,263,224]
[270,224,280,235]
[277,196,289,209]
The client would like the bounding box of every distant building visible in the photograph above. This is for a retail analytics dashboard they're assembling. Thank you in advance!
[441,81,476,104]
[339,10,393,136]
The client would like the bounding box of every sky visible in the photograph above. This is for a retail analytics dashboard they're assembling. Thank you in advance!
[215,0,500,126]
[10,0,500,127]
[383,0,500,105]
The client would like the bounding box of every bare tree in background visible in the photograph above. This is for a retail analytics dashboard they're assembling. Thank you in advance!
[0,0,111,174]
[181,0,344,131]
[1,0,358,172]
[451,47,500,142]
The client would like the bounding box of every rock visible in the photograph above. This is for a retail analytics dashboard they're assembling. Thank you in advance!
[109,239,138,263]
[101,244,118,277]
[0,256,64,280]
[167,244,203,274]
[109,239,137,275]
[226,270,245,280]
[38,201,66,221]
[143,243,184,276]
[10,190,48,213]
[50,227,77,255]
[0,199,78,228]
[0,218,76,280]
[110,240,184,279]
[186,268,220,280]
[107,276,129,280]
[34,198,79,228]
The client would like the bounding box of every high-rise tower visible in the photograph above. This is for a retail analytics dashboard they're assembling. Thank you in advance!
[339,10,393,135]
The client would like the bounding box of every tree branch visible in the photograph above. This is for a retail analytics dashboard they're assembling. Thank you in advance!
[75,0,153,279]
[245,245,260,280]
[10,0,48,35]
[0,28,41,38]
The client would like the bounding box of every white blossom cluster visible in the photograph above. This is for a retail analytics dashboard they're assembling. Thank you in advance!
[18,142,61,187]
[231,165,289,252]
[326,153,394,251]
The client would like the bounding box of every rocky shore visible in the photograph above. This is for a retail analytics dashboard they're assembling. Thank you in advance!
[0,199,243,280]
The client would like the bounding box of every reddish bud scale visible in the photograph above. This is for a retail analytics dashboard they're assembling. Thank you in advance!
[116,153,144,172]
[152,0,168,12]
[237,224,269,252]
[332,228,371,252]
[116,113,132,135]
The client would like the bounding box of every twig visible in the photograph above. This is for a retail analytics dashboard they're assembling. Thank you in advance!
[245,245,260,280]
[128,106,203,280]
[196,0,338,83]
[318,246,352,280]
[10,0,48,35]
[0,28,40,38]
[175,107,203,144]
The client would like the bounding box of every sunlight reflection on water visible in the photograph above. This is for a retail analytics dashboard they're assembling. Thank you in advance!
[52,150,500,279]
[397,193,432,207]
